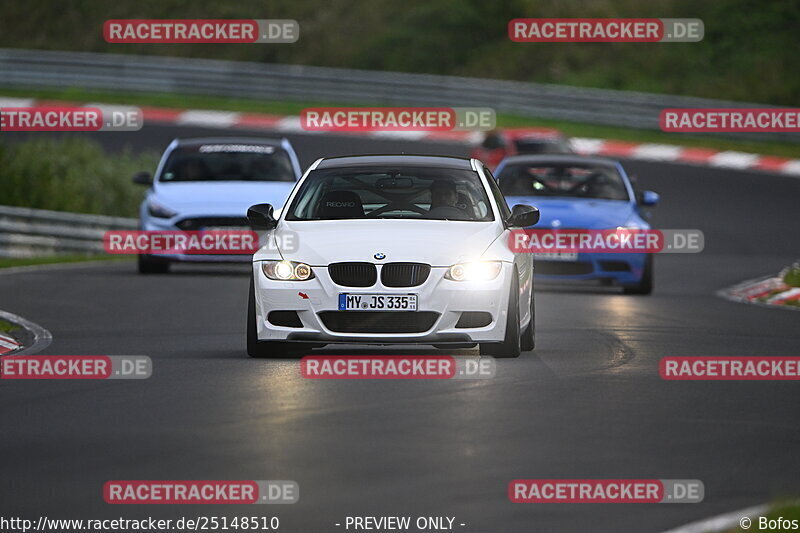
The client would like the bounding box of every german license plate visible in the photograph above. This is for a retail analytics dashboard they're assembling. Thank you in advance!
[338,294,417,311]
[534,252,579,262]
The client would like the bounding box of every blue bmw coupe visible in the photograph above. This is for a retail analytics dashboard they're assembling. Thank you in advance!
[494,155,659,294]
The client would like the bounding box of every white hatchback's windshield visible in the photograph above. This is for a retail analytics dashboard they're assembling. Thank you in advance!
[160,144,296,183]
[285,167,494,221]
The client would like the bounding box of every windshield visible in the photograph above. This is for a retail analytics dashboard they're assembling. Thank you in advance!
[285,166,494,221]
[160,144,296,183]
[498,162,630,201]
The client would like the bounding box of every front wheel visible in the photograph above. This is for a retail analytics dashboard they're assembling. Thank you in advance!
[520,283,535,352]
[480,271,521,358]
[137,254,169,274]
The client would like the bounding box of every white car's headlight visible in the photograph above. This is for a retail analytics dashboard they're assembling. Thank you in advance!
[147,199,178,219]
[261,260,314,281]
[445,261,502,281]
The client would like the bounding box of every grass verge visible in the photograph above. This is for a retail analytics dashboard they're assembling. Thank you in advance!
[0,319,20,334]
[2,87,799,159]
[725,501,800,532]
[0,135,158,216]
[781,263,800,287]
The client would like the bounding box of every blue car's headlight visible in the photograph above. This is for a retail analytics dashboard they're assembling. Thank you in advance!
[617,218,649,230]
[147,199,178,219]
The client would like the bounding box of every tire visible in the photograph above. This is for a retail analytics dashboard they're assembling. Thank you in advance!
[480,270,521,358]
[622,254,654,295]
[247,274,303,358]
[520,281,535,352]
[137,254,169,274]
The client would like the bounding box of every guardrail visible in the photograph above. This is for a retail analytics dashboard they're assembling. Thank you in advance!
[0,48,795,143]
[0,205,136,258]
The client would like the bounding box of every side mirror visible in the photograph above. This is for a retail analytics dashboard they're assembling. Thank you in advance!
[247,203,278,231]
[507,204,540,228]
[638,190,660,206]
[132,171,152,186]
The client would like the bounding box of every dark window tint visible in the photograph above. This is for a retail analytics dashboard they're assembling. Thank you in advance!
[497,163,630,201]
[286,167,494,221]
[160,144,296,182]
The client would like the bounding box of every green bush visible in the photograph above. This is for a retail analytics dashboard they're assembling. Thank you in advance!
[0,137,158,217]
[782,262,800,287]
[0,0,797,104]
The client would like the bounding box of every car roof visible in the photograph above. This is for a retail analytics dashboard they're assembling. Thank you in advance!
[173,137,287,147]
[316,154,474,170]
[499,154,620,167]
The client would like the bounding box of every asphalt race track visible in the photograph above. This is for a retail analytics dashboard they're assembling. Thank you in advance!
[1,123,799,532]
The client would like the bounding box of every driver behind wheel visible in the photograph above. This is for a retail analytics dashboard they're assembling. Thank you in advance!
[427,180,468,220]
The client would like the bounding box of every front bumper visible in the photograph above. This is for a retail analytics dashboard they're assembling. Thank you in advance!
[535,252,648,284]
[139,216,252,263]
[252,262,513,344]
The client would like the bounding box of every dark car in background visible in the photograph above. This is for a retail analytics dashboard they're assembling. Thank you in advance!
[470,128,573,169]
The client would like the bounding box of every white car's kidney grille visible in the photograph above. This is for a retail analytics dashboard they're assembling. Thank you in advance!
[380,263,431,287]
[328,262,377,287]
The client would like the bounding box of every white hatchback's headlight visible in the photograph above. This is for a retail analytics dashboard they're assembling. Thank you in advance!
[445,261,502,281]
[147,199,178,219]
[261,260,314,281]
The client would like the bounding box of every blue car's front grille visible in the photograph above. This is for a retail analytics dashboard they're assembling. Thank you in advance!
[536,261,594,276]
[598,260,631,272]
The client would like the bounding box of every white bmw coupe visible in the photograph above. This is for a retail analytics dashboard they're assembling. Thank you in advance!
[246,155,539,358]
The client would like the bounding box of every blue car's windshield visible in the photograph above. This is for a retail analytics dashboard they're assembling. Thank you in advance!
[160,144,296,183]
[498,163,630,201]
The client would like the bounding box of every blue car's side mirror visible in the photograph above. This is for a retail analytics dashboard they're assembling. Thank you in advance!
[639,190,660,206]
